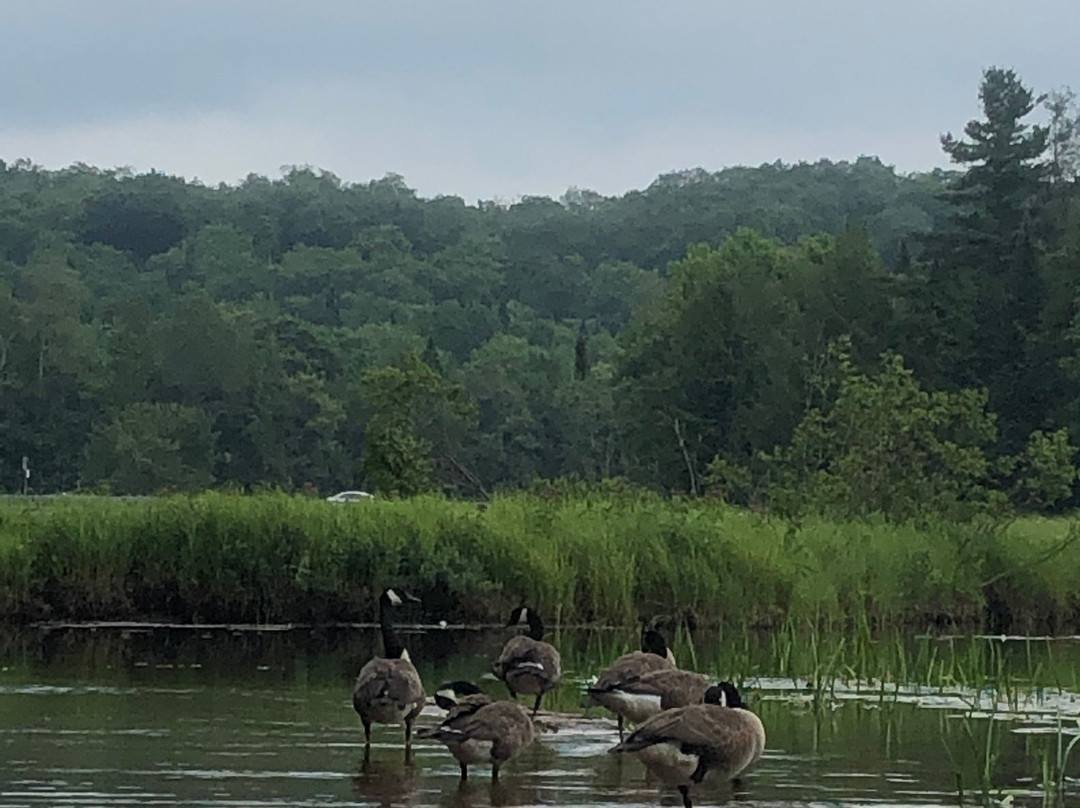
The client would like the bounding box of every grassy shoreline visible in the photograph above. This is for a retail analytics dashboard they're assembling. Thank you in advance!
[1,492,1078,629]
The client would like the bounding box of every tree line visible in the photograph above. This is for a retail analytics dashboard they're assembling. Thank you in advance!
[1,68,1079,519]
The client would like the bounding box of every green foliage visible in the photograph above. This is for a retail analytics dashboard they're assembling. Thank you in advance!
[1044,87,1080,184]
[921,67,1051,449]
[761,350,1000,520]
[1,492,1078,630]
[1,67,1079,510]
[999,429,1078,511]
[361,423,433,497]
[360,355,477,495]
[618,229,894,493]
[81,403,217,494]
[702,457,755,505]
[81,172,189,263]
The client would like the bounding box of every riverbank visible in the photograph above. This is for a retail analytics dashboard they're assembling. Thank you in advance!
[1,492,1077,629]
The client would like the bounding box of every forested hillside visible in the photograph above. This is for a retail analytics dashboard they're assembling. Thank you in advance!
[2,68,1079,516]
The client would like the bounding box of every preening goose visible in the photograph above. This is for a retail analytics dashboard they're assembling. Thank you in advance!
[419,685,535,782]
[609,682,766,808]
[352,587,426,760]
[587,628,677,739]
[493,605,561,716]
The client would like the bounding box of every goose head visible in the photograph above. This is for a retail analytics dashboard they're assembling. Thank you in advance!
[380,587,421,609]
[704,681,744,708]
[641,628,674,662]
[434,680,483,710]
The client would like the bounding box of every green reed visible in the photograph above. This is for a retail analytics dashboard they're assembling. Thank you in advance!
[2,491,1080,628]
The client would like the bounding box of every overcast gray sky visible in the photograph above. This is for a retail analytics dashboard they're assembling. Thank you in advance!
[1,1,1076,200]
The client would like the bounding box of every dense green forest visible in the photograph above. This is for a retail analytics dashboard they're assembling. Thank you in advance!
[2,68,1079,518]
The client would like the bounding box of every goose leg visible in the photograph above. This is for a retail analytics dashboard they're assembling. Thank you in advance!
[404,717,414,764]
[531,693,543,716]
[617,714,624,741]
[678,784,693,808]
[459,762,468,782]
[362,718,372,748]
[492,761,501,783]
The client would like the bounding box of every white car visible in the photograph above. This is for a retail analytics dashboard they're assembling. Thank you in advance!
[326,490,375,503]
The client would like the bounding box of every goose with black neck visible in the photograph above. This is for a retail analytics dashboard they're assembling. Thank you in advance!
[492,605,562,716]
[352,587,427,761]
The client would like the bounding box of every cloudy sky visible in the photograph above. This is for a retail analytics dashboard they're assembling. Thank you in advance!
[1,1,1076,200]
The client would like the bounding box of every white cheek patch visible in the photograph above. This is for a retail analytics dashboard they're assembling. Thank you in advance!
[400,648,412,663]
[518,608,529,625]
[386,589,403,606]
[436,688,456,704]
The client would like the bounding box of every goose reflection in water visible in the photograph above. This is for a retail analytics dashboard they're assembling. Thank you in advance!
[352,756,420,807]
[352,754,544,808]
[439,778,544,808]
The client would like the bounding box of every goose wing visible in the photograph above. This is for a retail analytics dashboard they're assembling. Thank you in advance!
[495,636,561,680]
[591,651,674,694]
[418,693,494,738]
[613,669,708,707]
[443,701,536,761]
[353,658,425,713]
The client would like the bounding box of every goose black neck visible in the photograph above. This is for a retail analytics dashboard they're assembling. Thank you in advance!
[641,629,668,658]
[525,610,544,641]
[379,599,406,659]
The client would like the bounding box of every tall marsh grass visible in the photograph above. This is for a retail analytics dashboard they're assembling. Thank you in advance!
[0,491,1078,627]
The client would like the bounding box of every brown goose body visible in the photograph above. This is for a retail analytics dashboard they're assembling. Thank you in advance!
[588,630,677,733]
[600,668,710,724]
[420,699,535,781]
[493,606,561,715]
[495,635,562,696]
[610,682,765,808]
[352,656,426,726]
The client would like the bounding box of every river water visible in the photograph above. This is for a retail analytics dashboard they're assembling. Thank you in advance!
[1,625,1078,807]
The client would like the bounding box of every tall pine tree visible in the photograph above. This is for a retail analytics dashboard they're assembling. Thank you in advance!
[927,67,1049,449]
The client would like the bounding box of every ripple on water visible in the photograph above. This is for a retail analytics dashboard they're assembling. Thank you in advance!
[4,626,1080,807]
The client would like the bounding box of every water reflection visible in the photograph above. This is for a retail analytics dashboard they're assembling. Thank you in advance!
[353,757,422,806]
[0,624,1078,807]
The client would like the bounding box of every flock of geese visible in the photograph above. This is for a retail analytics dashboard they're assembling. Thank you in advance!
[352,588,766,808]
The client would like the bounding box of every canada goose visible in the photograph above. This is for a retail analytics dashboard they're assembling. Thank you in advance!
[587,629,677,739]
[419,687,536,781]
[609,681,766,808]
[493,605,561,716]
[352,587,426,760]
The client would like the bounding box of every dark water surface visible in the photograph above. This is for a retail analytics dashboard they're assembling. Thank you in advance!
[1,626,1079,807]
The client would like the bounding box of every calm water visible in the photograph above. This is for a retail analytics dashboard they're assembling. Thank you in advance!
[1,625,1079,807]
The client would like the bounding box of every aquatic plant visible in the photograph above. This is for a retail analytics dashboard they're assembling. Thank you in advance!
[0,491,1078,629]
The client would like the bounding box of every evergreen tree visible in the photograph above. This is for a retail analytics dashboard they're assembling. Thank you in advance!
[927,67,1050,449]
